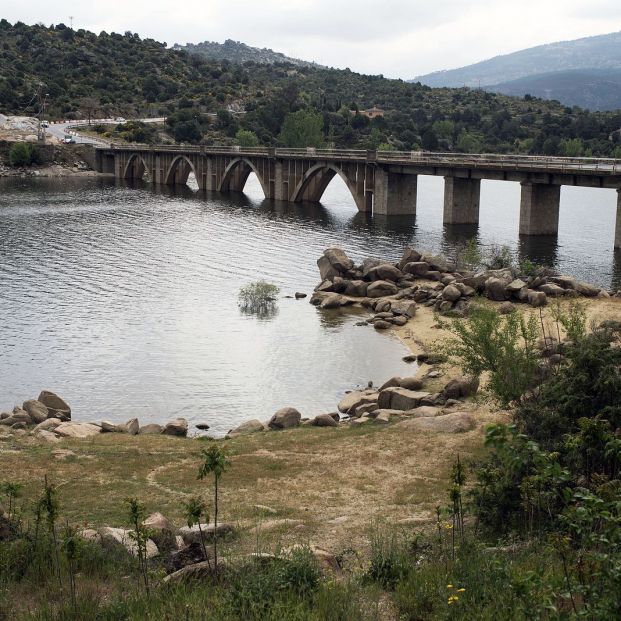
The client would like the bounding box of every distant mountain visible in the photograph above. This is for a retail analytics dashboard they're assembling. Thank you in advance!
[489,68,621,111]
[412,31,621,109]
[174,39,322,68]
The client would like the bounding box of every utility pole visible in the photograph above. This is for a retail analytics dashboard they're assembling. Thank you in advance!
[69,16,74,29]
[36,83,49,143]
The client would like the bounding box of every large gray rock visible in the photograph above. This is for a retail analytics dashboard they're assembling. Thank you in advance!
[506,279,527,293]
[402,262,430,277]
[442,284,461,302]
[317,255,340,281]
[575,281,600,297]
[179,522,235,546]
[54,422,101,438]
[442,376,479,400]
[390,300,417,318]
[421,254,450,273]
[99,526,159,558]
[367,280,399,298]
[398,247,422,270]
[397,412,476,433]
[343,280,368,297]
[399,377,424,391]
[22,400,49,424]
[378,387,431,411]
[337,391,378,414]
[37,391,71,421]
[33,418,62,433]
[139,424,163,435]
[323,248,354,273]
[550,275,578,290]
[143,512,176,551]
[268,407,301,430]
[312,413,338,427]
[227,419,265,437]
[485,278,509,301]
[163,418,188,437]
[366,264,403,282]
[539,283,565,297]
[320,293,347,309]
[527,290,548,308]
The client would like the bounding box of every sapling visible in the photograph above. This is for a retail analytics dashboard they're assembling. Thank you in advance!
[1,481,22,522]
[125,497,151,596]
[183,496,211,567]
[198,444,231,578]
[40,477,62,590]
[61,522,79,613]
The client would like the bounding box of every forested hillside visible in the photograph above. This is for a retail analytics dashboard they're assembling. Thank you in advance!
[1,20,621,156]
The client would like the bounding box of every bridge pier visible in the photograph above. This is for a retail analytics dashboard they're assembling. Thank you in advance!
[373,170,417,215]
[615,188,621,248]
[443,177,480,224]
[519,183,561,236]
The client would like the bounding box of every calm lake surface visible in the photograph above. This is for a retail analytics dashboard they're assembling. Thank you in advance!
[1,173,619,434]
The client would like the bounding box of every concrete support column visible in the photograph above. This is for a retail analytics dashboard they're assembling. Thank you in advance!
[443,177,481,224]
[519,183,561,235]
[615,188,621,248]
[373,169,417,215]
[274,161,285,200]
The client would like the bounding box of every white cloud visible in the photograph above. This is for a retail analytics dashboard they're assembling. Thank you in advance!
[2,0,621,77]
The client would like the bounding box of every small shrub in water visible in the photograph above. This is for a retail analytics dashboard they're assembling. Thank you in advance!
[238,280,280,315]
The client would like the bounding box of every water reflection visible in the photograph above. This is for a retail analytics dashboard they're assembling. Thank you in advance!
[517,235,560,271]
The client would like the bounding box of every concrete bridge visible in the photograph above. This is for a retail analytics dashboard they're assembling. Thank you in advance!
[94,145,621,248]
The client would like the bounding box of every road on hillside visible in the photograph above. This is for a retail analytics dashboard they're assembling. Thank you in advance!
[45,118,166,146]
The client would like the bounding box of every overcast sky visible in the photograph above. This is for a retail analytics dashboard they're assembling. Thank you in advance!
[2,0,621,78]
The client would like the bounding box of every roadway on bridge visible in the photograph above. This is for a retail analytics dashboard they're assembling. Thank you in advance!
[45,117,165,146]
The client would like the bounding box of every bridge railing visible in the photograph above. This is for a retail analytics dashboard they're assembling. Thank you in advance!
[99,144,620,173]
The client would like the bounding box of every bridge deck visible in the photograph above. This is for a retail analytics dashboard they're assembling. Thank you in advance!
[97,145,621,178]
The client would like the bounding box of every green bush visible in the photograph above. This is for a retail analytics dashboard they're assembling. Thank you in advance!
[238,280,280,317]
[8,142,34,167]
[443,306,540,406]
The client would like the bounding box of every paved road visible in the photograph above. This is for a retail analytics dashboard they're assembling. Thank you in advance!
[45,118,165,146]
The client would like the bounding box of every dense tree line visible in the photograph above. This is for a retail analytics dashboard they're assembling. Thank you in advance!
[1,20,621,155]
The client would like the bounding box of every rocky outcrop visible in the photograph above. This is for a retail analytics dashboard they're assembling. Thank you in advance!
[397,412,476,433]
[268,407,302,430]
[99,526,159,558]
[54,422,101,438]
[163,418,188,437]
[178,522,235,546]
[37,391,71,421]
[227,419,266,437]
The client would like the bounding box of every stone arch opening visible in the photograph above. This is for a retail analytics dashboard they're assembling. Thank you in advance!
[123,154,150,181]
[218,158,269,198]
[164,155,199,188]
[290,163,366,211]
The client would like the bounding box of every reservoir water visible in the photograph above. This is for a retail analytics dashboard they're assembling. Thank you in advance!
[1,173,619,435]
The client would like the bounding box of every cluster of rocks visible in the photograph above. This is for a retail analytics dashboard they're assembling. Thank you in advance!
[226,373,479,437]
[309,247,615,325]
[0,391,71,429]
[0,390,196,442]
[52,510,338,584]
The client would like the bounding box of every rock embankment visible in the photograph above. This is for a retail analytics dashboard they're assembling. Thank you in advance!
[0,390,191,441]
[309,247,617,329]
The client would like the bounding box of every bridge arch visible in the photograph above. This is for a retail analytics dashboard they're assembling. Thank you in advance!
[290,163,366,211]
[164,155,199,188]
[218,157,270,198]
[123,154,150,180]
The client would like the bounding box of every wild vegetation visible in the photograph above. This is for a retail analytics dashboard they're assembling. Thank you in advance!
[2,21,621,155]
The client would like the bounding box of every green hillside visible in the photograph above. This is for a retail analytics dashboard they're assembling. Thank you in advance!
[1,20,621,156]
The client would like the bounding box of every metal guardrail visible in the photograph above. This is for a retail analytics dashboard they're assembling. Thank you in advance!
[97,144,621,174]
